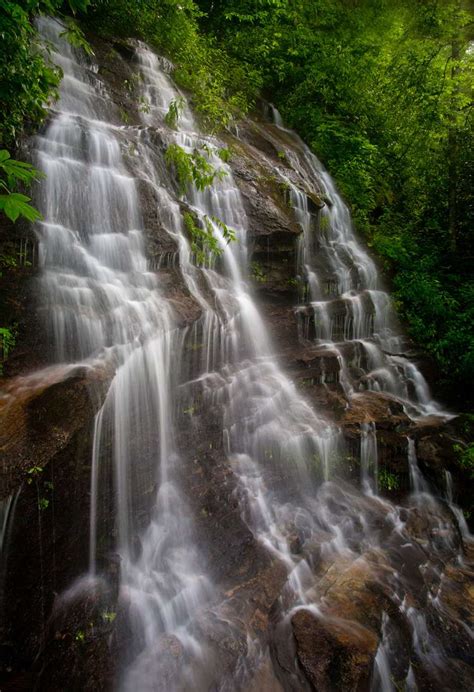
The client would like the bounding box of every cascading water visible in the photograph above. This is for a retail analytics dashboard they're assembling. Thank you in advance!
[261,107,447,421]
[34,19,215,691]
[133,39,343,645]
[131,50,472,691]
[14,20,472,691]
[0,489,20,618]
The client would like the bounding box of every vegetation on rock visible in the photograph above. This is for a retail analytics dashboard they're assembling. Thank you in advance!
[164,143,227,194]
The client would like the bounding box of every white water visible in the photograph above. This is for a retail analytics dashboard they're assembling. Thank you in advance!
[261,108,450,420]
[133,43,342,619]
[26,20,472,691]
[0,488,20,618]
[35,20,215,691]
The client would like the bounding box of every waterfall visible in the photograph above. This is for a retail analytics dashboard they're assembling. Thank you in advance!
[19,19,473,691]
[133,41,342,619]
[35,19,214,691]
[260,107,450,420]
[0,488,20,621]
[360,422,378,494]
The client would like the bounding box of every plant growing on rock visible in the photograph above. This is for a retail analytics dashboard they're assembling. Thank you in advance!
[250,261,267,283]
[27,465,53,510]
[101,610,116,624]
[164,96,186,128]
[0,325,16,373]
[26,465,43,482]
[183,211,235,265]
[218,147,232,163]
[378,469,400,491]
[138,96,151,114]
[123,72,142,94]
[453,442,474,478]
[75,630,86,644]
[119,109,130,125]
[165,143,226,194]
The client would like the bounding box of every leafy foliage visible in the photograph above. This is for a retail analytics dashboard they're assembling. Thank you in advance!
[0,150,43,222]
[164,97,186,129]
[59,17,94,54]
[165,143,227,194]
[0,325,16,373]
[183,211,235,265]
[453,442,474,478]
[0,0,91,148]
[378,468,400,492]
[0,0,95,231]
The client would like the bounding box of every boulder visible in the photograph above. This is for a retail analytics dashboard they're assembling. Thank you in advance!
[291,608,378,692]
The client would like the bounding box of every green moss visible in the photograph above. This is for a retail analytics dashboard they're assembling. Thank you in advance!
[250,261,267,283]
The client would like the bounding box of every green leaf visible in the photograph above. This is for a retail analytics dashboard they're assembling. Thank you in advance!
[0,193,42,223]
[0,151,44,186]
[59,20,94,56]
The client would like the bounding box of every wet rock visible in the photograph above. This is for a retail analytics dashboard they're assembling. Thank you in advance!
[271,550,394,690]
[0,363,115,683]
[404,503,461,553]
[136,177,180,261]
[246,656,285,692]
[438,562,474,630]
[408,416,474,523]
[0,365,110,498]
[36,577,115,691]
[341,391,408,428]
[88,34,142,127]
[230,150,301,241]
[291,608,378,692]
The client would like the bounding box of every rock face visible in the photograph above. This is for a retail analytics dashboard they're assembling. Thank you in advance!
[292,609,378,692]
[285,553,387,691]
[0,24,472,692]
[0,369,112,686]
[0,365,109,496]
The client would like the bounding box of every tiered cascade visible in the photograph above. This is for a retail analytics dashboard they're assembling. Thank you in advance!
[6,19,470,691]
[255,108,446,420]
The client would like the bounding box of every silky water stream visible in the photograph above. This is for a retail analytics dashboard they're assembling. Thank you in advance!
[20,19,474,690]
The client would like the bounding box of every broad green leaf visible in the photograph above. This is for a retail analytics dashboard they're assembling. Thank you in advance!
[0,193,42,223]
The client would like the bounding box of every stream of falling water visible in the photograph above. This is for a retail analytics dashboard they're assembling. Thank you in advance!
[30,19,472,691]
[35,19,220,691]
[265,104,447,422]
